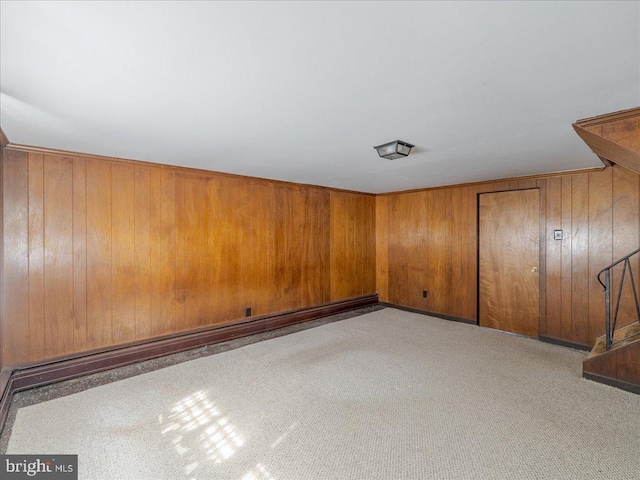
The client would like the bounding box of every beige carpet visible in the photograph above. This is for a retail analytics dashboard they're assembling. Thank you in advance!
[7,308,640,479]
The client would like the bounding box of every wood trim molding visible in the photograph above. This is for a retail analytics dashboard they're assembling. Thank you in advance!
[3,137,608,198]
[379,302,476,325]
[539,335,590,352]
[376,167,605,196]
[0,294,378,436]
[572,123,640,172]
[2,143,375,197]
[574,106,640,128]
[583,372,640,395]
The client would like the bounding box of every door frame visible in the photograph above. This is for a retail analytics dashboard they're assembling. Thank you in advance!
[476,187,543,336]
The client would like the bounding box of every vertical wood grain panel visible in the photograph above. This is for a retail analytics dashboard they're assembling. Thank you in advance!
[432,189,452,314]
[201,176,215,325]
[43,156,74,358]
[330,191,375,301]
[2,150,29,366]
[353,194,365,298]
[111,163,136,344]
[288,185,303,310]
[388,192,418,308]
[249,181,266,316]
[330,191,348,300]
[28,153,45,360]
[537,181,547,339]
[174,173,187,329]
[234,179,253,319]
[560,175,573,341]
[468,184,495,321]
[544,178,562,338]
[207,177,225,323]
[588,169,613,342]
[72,157,87,352]
[450,186,468,319]
[149,167,162,337]
[375,196,389,302]
[86,159,112,350]
[134,166,152,339]
[362,195,376,297]
[571,173,590,344]
[158,169,177,335]
[266,185,279,312]
[224,178,248,320]
[317,188,331,305]
[183,174,204,329]
[300,188,329,307]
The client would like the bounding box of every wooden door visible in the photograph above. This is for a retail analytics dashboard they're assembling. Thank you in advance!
[479,189,540,337]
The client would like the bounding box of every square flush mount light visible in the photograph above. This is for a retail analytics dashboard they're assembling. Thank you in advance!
[373,140,414,160]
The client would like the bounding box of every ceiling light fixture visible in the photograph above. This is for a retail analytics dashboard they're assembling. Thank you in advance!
[373,140,414,160]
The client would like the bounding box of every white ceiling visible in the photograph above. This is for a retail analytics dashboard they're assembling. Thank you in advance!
[1,1,638,193]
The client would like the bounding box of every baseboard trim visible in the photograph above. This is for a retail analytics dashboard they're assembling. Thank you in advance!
[0,294,377,436]
[379,303,476,325]
[583,371,640,395]
[539,335,591,352]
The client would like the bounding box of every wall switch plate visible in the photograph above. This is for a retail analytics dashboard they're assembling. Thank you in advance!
[554,230,563,240]
[422,290,428,298]
[245,307,251,317]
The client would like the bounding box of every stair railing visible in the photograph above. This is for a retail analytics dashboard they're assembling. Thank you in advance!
[597,248,640,350]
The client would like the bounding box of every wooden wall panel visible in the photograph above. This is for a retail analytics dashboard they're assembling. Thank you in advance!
[72,158,88,352]
[544,177,562,339]
[300,187,330,307]
[587,169,613,342]
[43,156,75,358]
[450,187,468,319]
[330,191,375,301]
[28,153,45,360]
[111,163,136,344]
[248,181,271,318]
[2,150,30,366]
[134,166,152,339]
[1,149,375,366]
[382,164,640,347]
[560,175,573,341]
[375,196,389,302]
[569,173,590,343]
[86,159,112,350]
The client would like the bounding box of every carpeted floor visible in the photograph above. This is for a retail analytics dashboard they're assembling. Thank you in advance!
[6,308,640,479]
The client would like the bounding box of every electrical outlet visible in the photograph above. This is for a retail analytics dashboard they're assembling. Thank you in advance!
[423,290,428,298]
[245,307,252,317]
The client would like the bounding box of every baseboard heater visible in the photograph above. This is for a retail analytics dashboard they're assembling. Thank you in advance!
[0,294,378,437]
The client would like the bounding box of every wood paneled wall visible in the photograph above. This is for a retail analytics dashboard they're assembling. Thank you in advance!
[1,149,376,367]
[377,166,640,347]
